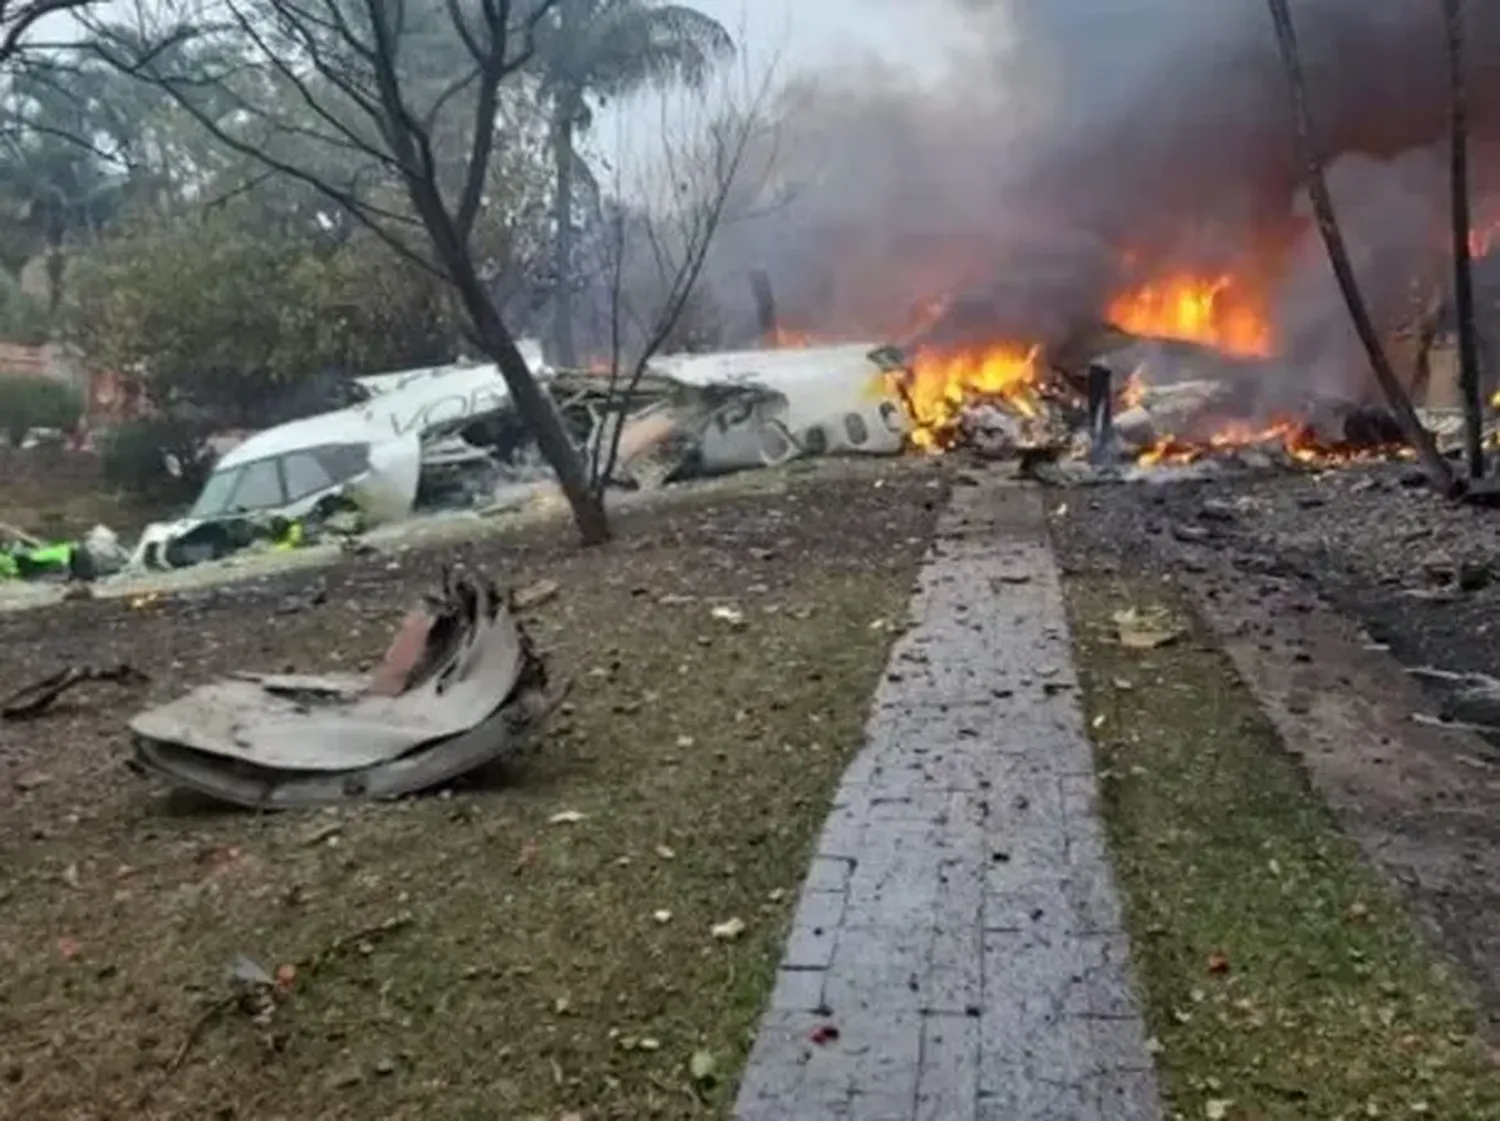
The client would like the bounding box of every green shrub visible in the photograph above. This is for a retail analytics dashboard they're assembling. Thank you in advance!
[0,375,84,445]
[97,416,214,504]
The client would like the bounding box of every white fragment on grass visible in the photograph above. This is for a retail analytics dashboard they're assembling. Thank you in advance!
[548,810,586,825]
[711,917,747,941]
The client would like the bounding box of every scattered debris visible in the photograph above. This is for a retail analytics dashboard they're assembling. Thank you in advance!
[1,663,148,721]
[548,810,586,825]
[710,917,747,941]
[513,578,561,610]
[1112,606,1184,650]
[128,569,550,809]
[688,1049,717,1085]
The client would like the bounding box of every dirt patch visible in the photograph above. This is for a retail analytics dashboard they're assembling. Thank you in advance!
[1062,573,1500,1120]
[1050,465,1500,1040]
[0,463,946,1120]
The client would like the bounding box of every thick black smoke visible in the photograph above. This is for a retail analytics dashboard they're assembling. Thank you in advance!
[708,0,1500,402]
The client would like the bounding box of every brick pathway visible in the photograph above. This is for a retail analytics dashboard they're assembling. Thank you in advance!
[733,481,1163,1121]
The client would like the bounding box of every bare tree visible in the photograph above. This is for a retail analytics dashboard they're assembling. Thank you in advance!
[582,53,780,494]
[1444,0,1484,479]
[0,0,98,66]
[86,0,616,543]
[1264,0,1458,495]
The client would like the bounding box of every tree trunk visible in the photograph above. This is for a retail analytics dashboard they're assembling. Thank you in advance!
[1264,0,1459,496]
[449,255,610,545]
[1445,0,1485,478]
[548,104,579,369]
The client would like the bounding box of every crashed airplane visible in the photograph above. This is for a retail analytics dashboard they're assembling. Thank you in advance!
[129,342,913,570]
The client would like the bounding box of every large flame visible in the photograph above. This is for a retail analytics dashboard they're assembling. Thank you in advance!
[895,343,1042,451]
[1106,274,1274,358]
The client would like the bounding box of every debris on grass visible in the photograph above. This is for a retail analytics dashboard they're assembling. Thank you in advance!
[688,1049,717,1084]
[548,810,586,825]
[710,917,746,941]
[1110,605,1184,650]
[128,567,549,809]
[513,578,561,610]
[1066,575,1500,1121]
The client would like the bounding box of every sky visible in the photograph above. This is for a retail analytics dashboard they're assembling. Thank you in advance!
[683,0,961,81]
[597,0,974,192]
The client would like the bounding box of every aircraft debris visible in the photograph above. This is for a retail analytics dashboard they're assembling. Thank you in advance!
[124,344,910,575]
[128,568,549,809]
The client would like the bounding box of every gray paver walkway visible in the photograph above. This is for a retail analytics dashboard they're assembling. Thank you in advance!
[734,481,1163,1121]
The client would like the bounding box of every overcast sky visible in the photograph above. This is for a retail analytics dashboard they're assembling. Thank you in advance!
[684,0,960,79]
[597,0,974,186]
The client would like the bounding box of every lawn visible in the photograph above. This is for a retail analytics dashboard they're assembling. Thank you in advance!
[1063,575,1500,1121]
[0,462,945,1120]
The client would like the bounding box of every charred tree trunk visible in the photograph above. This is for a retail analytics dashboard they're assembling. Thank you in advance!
[1264,0,1459,496]
[1445,0,1485,478]
[548,100,580,370]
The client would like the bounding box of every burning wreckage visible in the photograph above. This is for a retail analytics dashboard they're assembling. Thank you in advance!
[7,279,1495,590]
[116,342,911,573]
[109,324,1499,580]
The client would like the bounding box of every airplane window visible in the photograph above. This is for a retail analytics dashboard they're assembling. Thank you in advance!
[282,450,335,502]
[187,467,242,518]
[228,458,287,511]
[844,413,869,446]
[313,442,371,481]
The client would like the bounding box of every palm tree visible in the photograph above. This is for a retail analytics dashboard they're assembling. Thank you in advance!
[1263,0,1457,495]
[1442,0,1484,479]
[0,60,142,315]
[534,0,733,367]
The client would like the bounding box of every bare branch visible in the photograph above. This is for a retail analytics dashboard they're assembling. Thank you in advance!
[589,43,784,491]
[0,0,99,67]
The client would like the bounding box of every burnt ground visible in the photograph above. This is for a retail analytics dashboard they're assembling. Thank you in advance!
[1045,457,1500,1041]
[0,461,945,1121]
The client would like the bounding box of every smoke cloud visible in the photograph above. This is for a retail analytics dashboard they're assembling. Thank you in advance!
[709,0,1500,403]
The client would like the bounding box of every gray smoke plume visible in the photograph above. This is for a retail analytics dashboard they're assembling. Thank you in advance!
[708,0,1500,405]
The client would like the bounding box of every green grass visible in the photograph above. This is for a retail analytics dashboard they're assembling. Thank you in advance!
[1063,575,1500,1121]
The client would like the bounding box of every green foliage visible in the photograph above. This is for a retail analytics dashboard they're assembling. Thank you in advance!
[66,208,458,424]
[0,271,51,344]
[0,374,83,445]
[97,415,214,503]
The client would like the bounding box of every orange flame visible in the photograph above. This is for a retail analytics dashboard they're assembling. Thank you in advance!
[1137,418,1410,469]
[1106,274,1273,358]
[764,326,822,349]
[894,343,1042,451]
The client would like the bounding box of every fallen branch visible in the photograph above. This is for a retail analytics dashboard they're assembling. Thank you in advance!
[0,521,42,549]
[1,664,148,720]
[148,912,417,1100]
